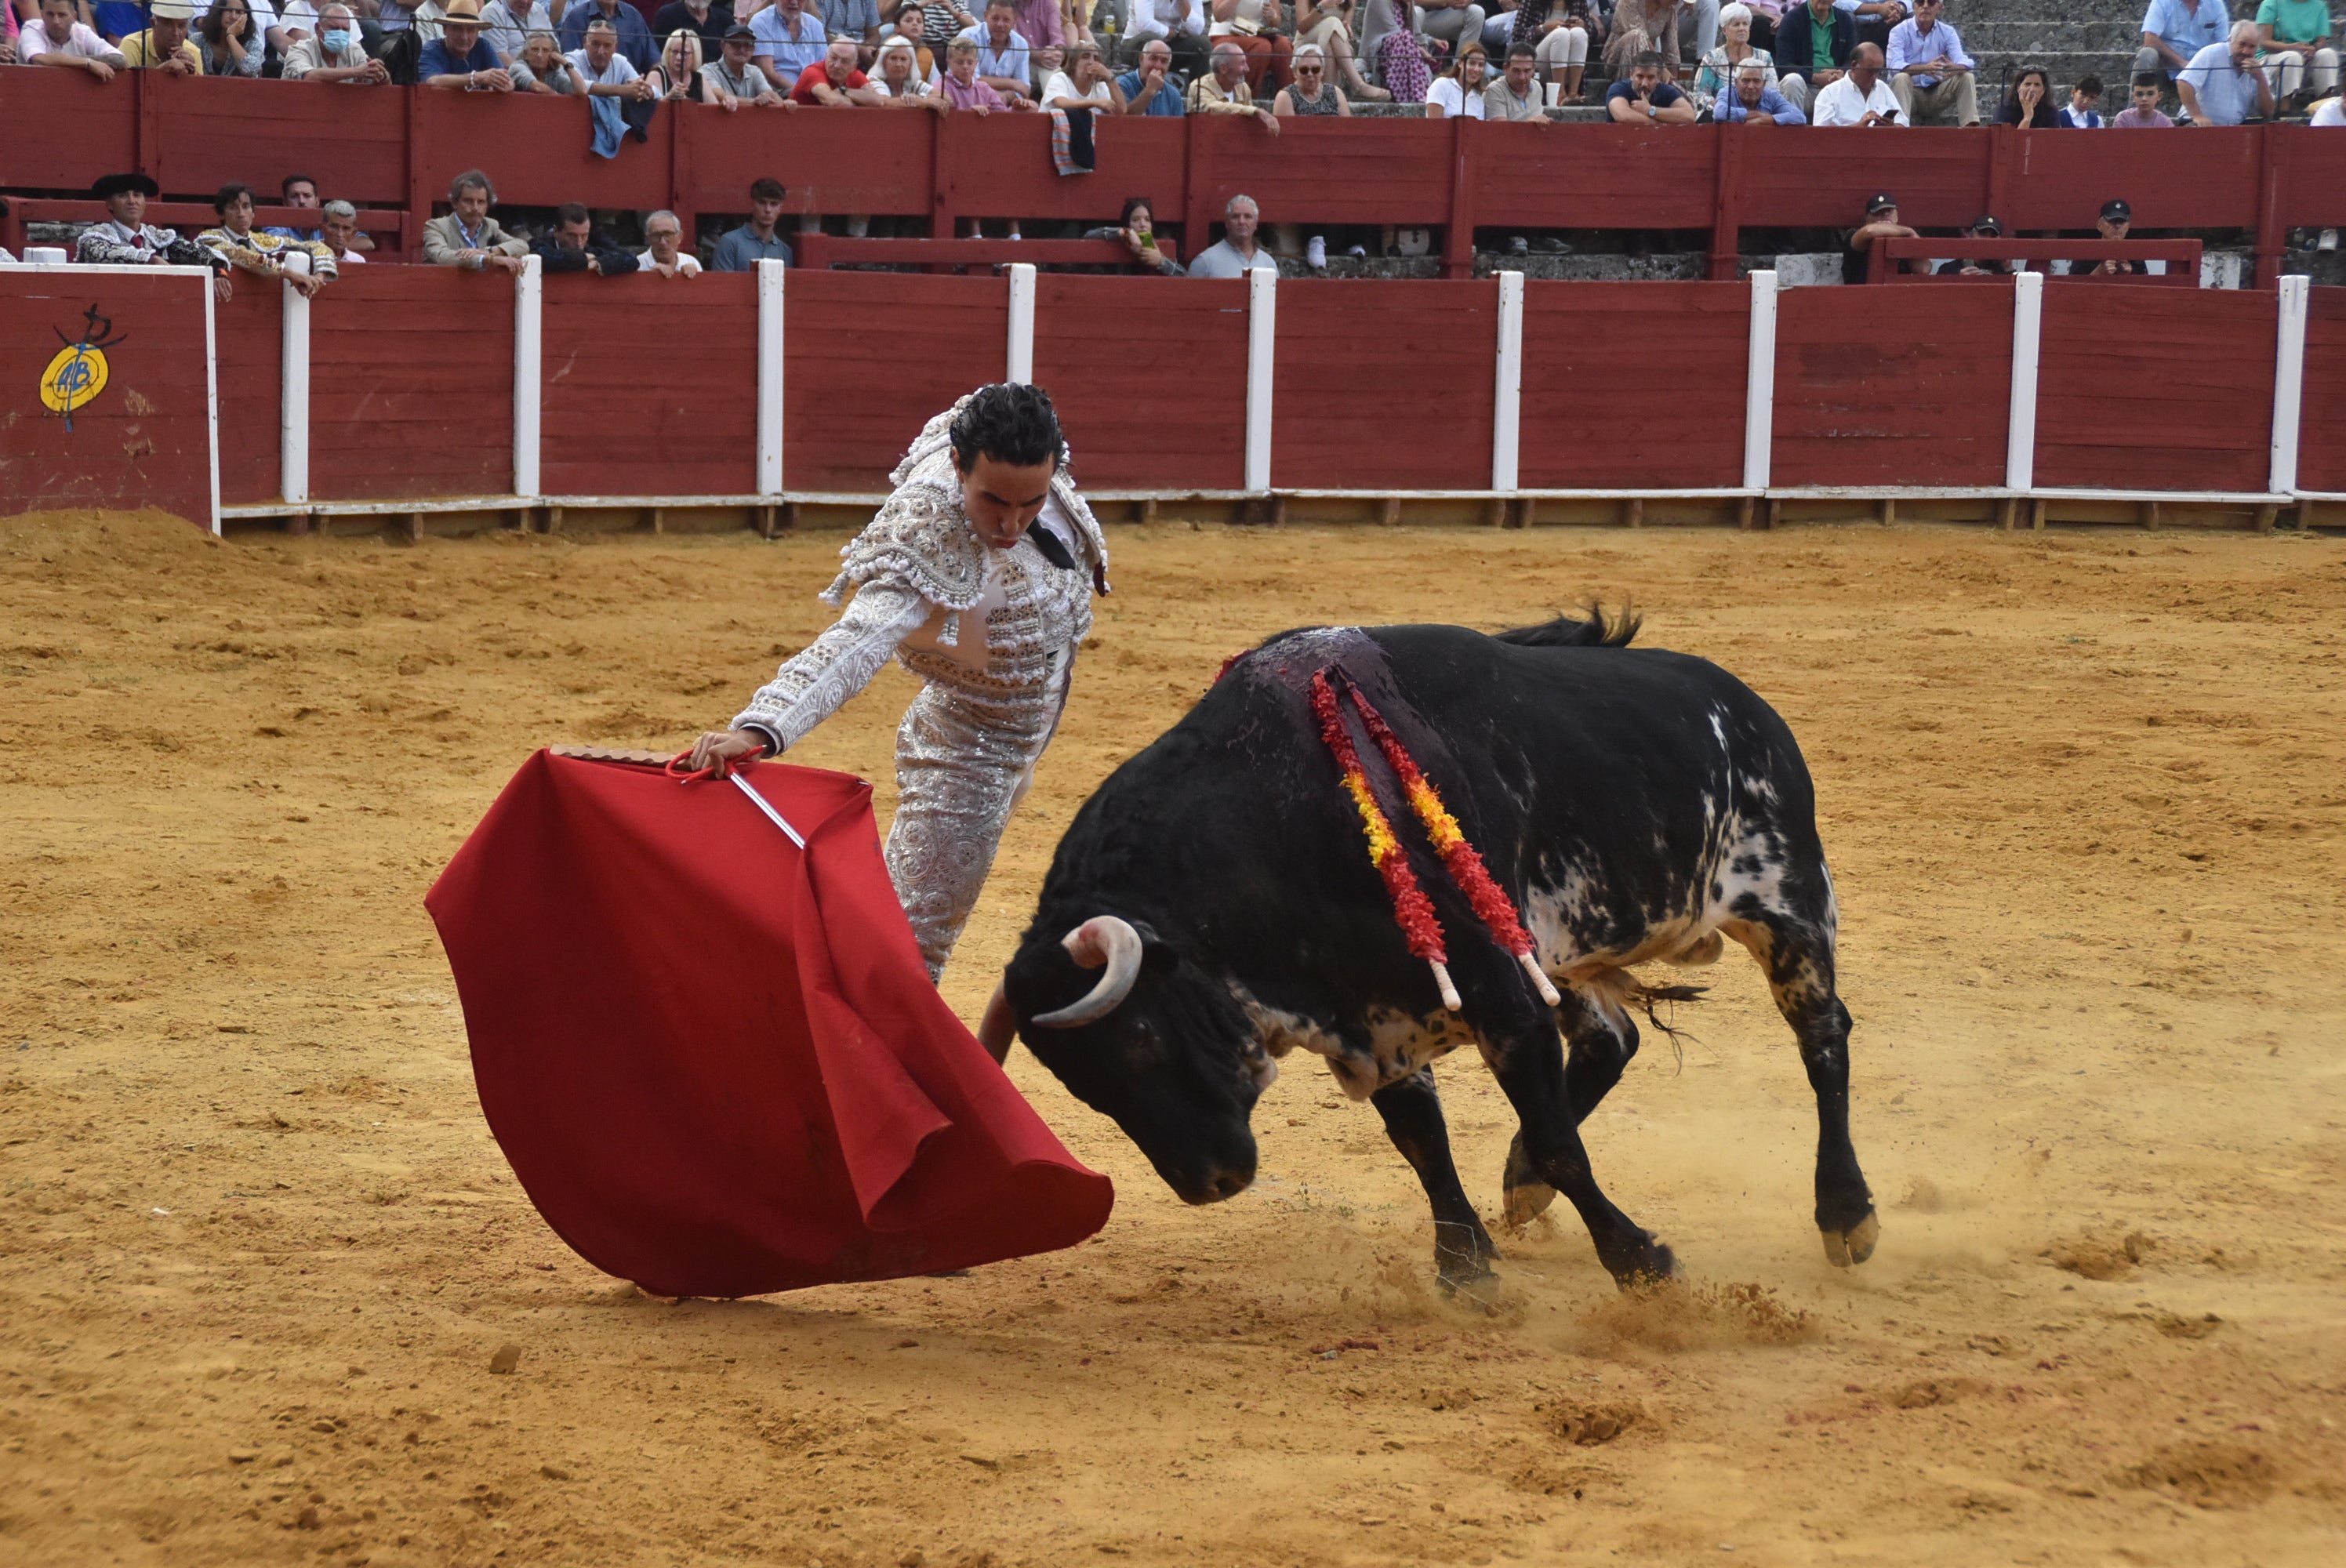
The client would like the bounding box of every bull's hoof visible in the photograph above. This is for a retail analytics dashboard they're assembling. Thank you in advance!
[1436,1256,1500,1298]
[1603,1234,1679,1290]
[1502,1178,1557,1229]
[1820,1209,1882,1268]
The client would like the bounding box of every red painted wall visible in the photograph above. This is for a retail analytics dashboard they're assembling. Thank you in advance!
[781,270,1008,493]
[1030,275,1249,493]
[1518,281,1746,490]
[1273,279,1495,491]
[0,270,215,528]
[212,281,285,506]
[308,267,515,502]
[2035,287,2275,494]
[1773,281,2012,488]
[539,272,758,499]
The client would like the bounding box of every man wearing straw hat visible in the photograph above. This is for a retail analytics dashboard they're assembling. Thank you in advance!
[686,385,1111,981]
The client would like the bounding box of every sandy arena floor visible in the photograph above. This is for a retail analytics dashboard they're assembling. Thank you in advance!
[2,511,2343,1568]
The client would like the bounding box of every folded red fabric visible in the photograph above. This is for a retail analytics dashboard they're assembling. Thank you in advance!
[427,750,1113,1297]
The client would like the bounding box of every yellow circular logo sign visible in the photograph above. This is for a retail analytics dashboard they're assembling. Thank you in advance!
[40,344,111,416]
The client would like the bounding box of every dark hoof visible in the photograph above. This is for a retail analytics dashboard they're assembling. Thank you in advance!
[1437,1258,1502,1301]
[1501,1132,1557,1228]
[1604,1235,1679,1290]
[1821,1209,1881,1267]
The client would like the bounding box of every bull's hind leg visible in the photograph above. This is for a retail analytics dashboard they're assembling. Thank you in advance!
[1502,988,1641,1228]
[1726,908,1879,1267]
[1371,1069,1500,1292]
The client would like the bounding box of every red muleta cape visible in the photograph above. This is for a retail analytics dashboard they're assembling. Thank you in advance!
[425,750,1113,1297]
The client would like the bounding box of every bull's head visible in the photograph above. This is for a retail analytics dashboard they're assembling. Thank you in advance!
[988,916,1265,1206]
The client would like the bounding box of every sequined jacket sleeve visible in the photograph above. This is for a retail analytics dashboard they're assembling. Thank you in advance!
[730,583,933,755]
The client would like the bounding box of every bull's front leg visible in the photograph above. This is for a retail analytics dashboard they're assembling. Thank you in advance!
[1369,1068,1499,1293]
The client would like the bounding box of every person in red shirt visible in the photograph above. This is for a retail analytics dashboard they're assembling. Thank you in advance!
[789,38,883,101]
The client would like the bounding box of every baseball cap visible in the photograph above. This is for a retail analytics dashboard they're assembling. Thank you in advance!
[2101,198,2131,222]
[1970,214,2003,235]
[1865,192,1898,215]
[723,21,755,37]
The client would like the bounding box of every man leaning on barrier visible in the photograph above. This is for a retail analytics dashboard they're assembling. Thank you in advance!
[423,170,532,274]
[75,173,234,302]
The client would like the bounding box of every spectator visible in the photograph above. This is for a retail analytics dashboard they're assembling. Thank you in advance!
[198,183,336,296]
[1933,213,2008,275]
[1411,0,1490,79]
[1041,40,1124,107]
[1188,37,1280,129]
[1813,38,1900,122]
[1483,40,1549,118]
[939,32,1019,105]
[1295,0,1387,100]
[710,177,794,269]
[1774,0,1853,114]
[560,0,656,68]
[881,4,935,74]
[1511,0,1600,104]
[78,173,231,299]
[263,174,323,242]
[1426,40,1490,116]
[871,31,942,99]
[118,0,202,73]
[1361,0,1434,103]
[958,0,1030,99]
[319,201,370,266]
[754,0,829,89]
[1716,55,1804,119]
[792,34,881,97]
[2136,0,2227,82]
[651,0,732,53]
[1276,39,1353,113]
[422,169,531,272]
[198,0,264,74]
[1208,0,1291,96]
[2084,198,2149,274]
[1117,37,1187,114]
[1607,48,1696,121]
[1738,0,1780,50]
[1083,194,1186,273]
[1993,63,2057,125]
[481,0,556,61]
[1883,0,1973,124]
[1840,0,1906,53]
[638,210,703,275]
[2112,70,2176,125]
[1187,193,1279,277]
[283,3,390,78]
[823,0,882,57]
[531,202,641,274]
[1841,190,1915,281]
[703,22,789,103]
[2060,72,2104,127]
[2313,91,2346,124]
[2181,20,2275,125]
[1603,0,1674,81]
[575,15,658,96]
[1693,3,1775,114]
[654,27,706,96]
[421,0,514,86]
[513,27,589,88]
[2257,0,2337,106]
[23,0,128,75]
[1125,0,1209,83]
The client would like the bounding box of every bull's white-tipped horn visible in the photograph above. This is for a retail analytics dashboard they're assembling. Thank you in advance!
[1030,916,1146,1028]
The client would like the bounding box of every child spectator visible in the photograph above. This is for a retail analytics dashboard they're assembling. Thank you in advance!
[2059,72,2104,127]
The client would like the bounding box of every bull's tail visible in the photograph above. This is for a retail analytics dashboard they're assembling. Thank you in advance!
[1491,601,1641,649]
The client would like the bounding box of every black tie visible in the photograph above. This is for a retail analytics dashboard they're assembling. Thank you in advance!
[1025,522,1077,572]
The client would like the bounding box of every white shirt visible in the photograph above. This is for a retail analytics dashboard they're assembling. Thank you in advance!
[569,45,641,85]
[332,246,369,264]
[21,19,125,60]
[1126,0,1204,40]
[1812,72,1904,126]
[2313,96,2346,125]
[1426,75,1488,118]
[871,72,932,95]
[638,249,703,273]
[1040,69,1111,106]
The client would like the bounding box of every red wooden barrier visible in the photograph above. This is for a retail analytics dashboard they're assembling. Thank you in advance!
[2003,126,2259,233]
[308,267,514,501]
[213,281,285,506]
[2295,287,2346,492]
[0,268,215,528]
[1468,123,1719,233]
[156,77,411,207]
[1735,127,1989,232]
[940,114,1189,227]
[1186,116,1451,244]
[1517,281,1746,491]
[1030,274,1248,492]
[2034,287,2276,494]
[1273,278,1494,491]
[1773,281,2011,488]
[411,91,677,234]
[682,107,936,227]
[539,272,758,499]
[781,270,1007,493]
[0,71,140,197]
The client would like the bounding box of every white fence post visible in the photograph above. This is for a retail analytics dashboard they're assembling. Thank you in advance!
[1741,269,1777,492]
[1244,267,1276,492]
[757,259,786,498]
[280,252,311,506]
[2005,270,2043,494]
[1006,261,1037,384]
[513,255,542,500]
[1491,270,1523,492]
[2271,273,2309,496]
[202,269,222,535]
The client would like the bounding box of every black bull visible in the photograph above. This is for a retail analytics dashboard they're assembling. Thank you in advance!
[986,615,1879,1290]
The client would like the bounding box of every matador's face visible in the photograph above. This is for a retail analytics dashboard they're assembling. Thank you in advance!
[955,453,1056,550]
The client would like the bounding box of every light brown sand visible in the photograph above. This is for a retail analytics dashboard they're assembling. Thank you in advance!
[2,510,2343,1568]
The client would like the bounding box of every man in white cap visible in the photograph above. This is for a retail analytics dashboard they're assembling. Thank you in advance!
[121,0,205,73]
[686,384,1111,982]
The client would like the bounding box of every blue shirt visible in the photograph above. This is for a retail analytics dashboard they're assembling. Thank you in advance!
[752,7,828,83]
[2181,39,2265,124]
[557,0,658,70]
[1715,85,1805,125]
[1116,67,1185,114]
[819,0,879,38]
[419,36,503,78]
[710,224,794,272]
[956,24,1029,82]
[1884,17,1972,89]
[2141,0,2232,74]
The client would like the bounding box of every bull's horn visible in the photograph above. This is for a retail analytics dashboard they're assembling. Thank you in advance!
[1030,916,1145,1028]
[976,982,1016,1065]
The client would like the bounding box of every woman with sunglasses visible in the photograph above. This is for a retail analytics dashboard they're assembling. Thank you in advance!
[1272,39,1352,114]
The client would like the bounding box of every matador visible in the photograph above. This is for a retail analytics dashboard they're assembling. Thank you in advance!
[689,384,1109,982]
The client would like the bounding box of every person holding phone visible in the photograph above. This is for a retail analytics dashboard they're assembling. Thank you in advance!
[1084,196,1186,274]
[1811,38,1902,122]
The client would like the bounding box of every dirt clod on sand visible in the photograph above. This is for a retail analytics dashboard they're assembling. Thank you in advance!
[3,512,2344,1566]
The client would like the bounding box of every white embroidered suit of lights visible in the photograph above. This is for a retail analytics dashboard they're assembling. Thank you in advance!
[732,399,1107,978]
